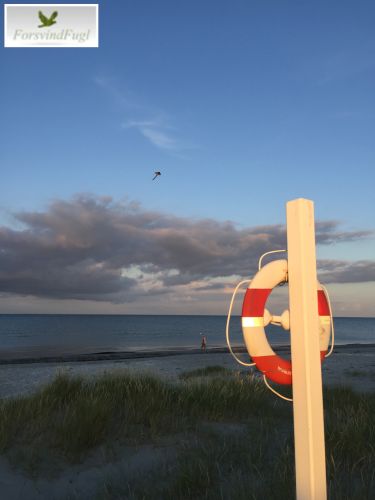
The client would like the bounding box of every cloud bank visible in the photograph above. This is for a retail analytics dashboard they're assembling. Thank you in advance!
[0,195,373,303]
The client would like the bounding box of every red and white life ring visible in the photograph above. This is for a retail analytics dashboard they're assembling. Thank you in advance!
[241,259,331,385]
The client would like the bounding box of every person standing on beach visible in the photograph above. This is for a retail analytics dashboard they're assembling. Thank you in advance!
[201,335,207,352]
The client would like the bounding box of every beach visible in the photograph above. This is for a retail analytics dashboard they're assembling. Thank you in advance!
[0,344,373,499]
[0,344,374,399]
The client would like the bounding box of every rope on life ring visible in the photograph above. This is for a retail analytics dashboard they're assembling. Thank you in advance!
[241,259,331,386]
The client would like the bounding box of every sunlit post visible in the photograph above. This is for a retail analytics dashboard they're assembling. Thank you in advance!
[286,198,327,500]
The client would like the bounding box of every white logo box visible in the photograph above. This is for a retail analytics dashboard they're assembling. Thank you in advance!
[4,4,99,48]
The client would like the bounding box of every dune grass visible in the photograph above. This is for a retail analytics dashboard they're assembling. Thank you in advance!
[345,368,375,378]
[323,386,375,499]
[0,369,277,463]
[102,431,295,500]
[179,365,232,379]
[0,369,374,499]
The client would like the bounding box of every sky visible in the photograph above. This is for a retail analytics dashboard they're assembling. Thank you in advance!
[1,0,374,316]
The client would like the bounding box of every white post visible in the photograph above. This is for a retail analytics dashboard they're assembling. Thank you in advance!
[286,198,327,500]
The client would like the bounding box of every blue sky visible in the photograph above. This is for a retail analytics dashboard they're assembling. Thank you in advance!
[1,1,374,315]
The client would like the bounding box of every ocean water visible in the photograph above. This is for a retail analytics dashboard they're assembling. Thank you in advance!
[0,315,374,360]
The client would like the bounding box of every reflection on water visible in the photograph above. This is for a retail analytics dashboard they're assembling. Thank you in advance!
[0,315,373,360]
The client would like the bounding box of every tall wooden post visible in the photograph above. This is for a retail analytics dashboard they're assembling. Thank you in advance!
[286,198,327,500]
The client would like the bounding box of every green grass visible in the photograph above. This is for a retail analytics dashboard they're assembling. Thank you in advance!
[0,369,276,462]
[102,431,295,500]
[324,386,375,499]
[345,369,375,378]
[179,365,232,379]
[0,369,374,499]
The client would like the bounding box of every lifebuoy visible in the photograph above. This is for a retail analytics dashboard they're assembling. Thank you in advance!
[241,259,331,385]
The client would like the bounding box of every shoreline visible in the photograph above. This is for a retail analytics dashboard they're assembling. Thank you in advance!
[0,344,374,399]
[1,343,374,366]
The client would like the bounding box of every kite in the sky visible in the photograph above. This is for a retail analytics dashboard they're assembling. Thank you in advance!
[152,171,161,180]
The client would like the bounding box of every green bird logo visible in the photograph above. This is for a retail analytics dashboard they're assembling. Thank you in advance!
[38,10,58,28]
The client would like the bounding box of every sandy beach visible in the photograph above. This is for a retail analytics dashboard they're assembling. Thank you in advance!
[0,344,374,399]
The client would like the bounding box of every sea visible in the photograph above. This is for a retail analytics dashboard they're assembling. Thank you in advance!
[0,315,374,361]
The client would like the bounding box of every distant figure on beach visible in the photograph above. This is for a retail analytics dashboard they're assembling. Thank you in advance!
[152,171,161,180]
[201,335,207,352]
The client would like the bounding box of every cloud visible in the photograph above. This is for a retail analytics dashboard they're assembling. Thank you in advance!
[123,119,179,151]
[0,195,373,302]
[317,259,375,283]
[95,77,184,152]
[314,220,372,244]
[93,77,140,110]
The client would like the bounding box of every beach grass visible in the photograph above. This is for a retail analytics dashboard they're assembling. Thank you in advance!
[0,369,374,499]
[0,369,277,461]
[178,364,232,379]
[345,368,375,378]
